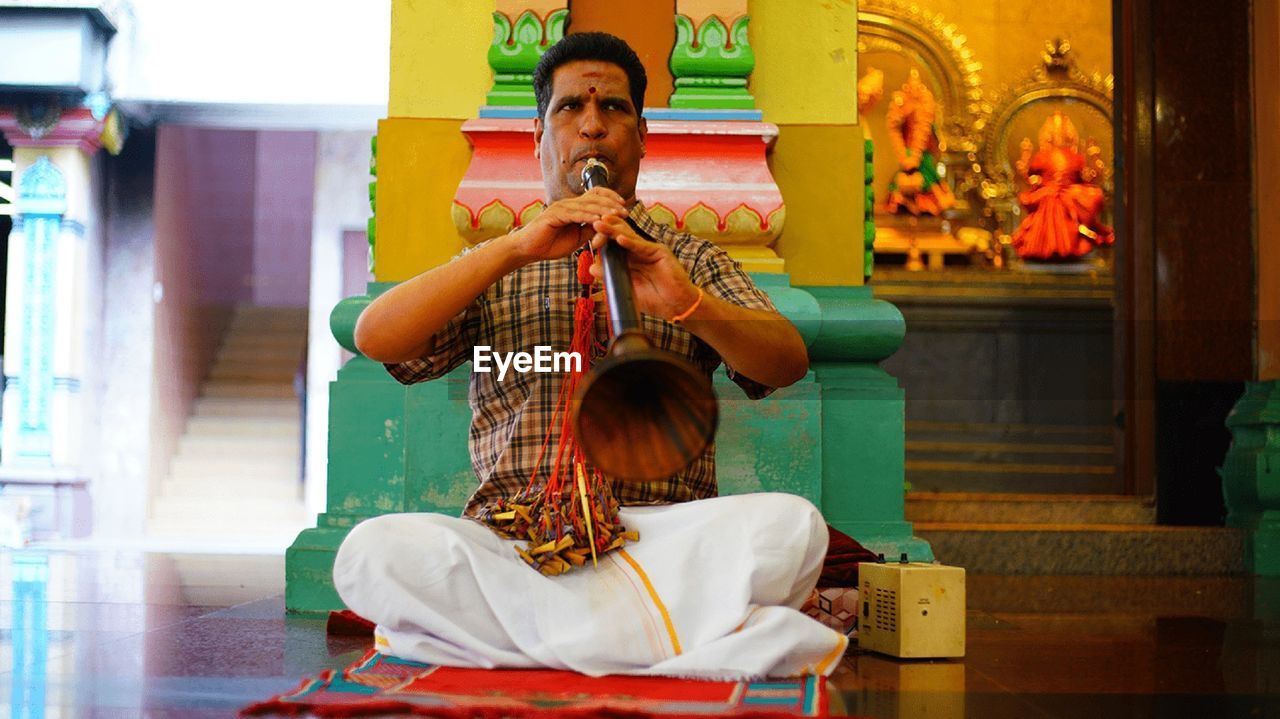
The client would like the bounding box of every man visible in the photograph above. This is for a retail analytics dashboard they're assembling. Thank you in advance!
[335,32,847,678]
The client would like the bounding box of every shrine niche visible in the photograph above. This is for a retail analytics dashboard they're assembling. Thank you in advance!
[856,0,991,271]
[978,39,1115,270]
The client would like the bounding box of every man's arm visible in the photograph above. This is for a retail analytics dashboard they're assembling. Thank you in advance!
[679,294,809,388]
[588,217,809,388]
[353,237,523,363]
[355,188,630,363]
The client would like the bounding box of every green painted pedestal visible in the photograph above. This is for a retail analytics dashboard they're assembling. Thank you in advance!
[1221,380,1280,576]
[802,285,932,561]
[286,278,929,614]
[287,285,472,615]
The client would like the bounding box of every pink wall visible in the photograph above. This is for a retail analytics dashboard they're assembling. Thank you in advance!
[253,131,316,307]
[189,129,256,306]
[150,126,234,492]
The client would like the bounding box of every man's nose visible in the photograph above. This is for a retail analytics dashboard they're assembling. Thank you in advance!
[578,103,607,139]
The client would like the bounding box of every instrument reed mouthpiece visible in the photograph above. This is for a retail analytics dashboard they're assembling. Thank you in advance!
[581,158,610,191]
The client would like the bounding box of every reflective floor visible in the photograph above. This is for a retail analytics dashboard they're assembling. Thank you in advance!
[0,549,1277,717]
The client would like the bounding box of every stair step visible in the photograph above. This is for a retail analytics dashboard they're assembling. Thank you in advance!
[914,522,1245,575]
[228,316,308,330]
[185,416,299,436]
[202,382,298,399]
[193,398,299,418]
[906,492,1155,525]
[174,441,299,463]
[225,308,308,323]
[169,456,299,478]
[907,460,1116,475]
[902,421,1122,494]
[220,334,308,349]
[208,367,298,381]
[218,339,308,353]
[160,477,301,501]
[211,355,301,370]
[216,345,305,360]
[210,356,301,371]
[906,420,1114,442]
[151,495,308,518]
[231,303,308,315]
[906,440,1114,456]
[906,460,1119,494]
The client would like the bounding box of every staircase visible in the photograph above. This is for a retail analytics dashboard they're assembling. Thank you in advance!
[908,493,1245,575]
[148,306,312,550]
[905,421,1120,494]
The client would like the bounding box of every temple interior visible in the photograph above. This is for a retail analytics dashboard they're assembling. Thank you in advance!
[0,0,1277,716]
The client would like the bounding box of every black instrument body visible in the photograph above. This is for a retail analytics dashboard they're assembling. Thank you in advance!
[573,160,718,482]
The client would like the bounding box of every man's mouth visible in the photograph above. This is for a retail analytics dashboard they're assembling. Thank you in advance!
[574,151,612,165]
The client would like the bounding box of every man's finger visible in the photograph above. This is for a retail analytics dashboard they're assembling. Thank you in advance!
[591,217,635,238]
[586,186,627,205]
[565,194,626,215]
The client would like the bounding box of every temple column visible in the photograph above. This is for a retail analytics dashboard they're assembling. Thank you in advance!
[1220,0,1280,576]
[0,99,124,539]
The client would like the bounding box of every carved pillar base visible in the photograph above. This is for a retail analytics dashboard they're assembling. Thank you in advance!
[806,285,932,562]
[287,285,473,614]
[1222,380,1280,575]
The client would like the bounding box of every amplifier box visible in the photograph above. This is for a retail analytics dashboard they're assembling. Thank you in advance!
[857,561,966,659]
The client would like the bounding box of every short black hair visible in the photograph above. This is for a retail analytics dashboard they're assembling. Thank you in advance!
[533,32,647,120]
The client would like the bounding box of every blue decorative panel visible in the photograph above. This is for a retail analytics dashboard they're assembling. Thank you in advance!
[11,156,66,462]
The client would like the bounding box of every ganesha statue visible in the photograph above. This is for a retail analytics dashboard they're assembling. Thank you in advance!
[1010,111,1114,260]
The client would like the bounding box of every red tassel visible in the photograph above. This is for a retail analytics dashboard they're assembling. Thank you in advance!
[480,249,636,575]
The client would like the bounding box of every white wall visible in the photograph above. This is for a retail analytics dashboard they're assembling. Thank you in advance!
[109,0,390,121]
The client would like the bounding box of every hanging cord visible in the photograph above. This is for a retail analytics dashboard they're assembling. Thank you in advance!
[479,249,638,576]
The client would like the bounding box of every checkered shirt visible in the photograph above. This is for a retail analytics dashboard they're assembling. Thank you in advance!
[385,202,780,518]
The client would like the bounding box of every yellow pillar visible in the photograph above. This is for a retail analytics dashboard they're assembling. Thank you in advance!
[375,0,493,281]
[750,0,863,285]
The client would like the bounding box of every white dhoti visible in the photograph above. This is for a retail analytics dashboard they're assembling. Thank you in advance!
[333,492,847,680]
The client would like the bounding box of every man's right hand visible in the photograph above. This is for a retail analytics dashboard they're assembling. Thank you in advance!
[506,187,628,266]
[354,187,627,364]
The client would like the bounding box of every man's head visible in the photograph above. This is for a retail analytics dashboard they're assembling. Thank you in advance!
[532,32,648,204]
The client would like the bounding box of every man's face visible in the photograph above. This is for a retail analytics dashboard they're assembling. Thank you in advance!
[534,60,647,204]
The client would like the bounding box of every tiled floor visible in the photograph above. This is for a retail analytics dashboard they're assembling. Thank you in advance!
[0,549,1277,717]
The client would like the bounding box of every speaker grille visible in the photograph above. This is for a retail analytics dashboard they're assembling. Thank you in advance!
[873,587,897,633]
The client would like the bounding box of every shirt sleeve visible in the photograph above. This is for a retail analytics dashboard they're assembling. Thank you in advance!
[382,244,489,385]
[383,304,478,385]
[687,241,782,400]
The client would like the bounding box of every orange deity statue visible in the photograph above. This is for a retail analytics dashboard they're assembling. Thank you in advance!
[883,69,955,216]
[1010,111,1114,260]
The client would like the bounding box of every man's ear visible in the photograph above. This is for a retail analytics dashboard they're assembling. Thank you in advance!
[638,116,647,157]
[533,117,543,158]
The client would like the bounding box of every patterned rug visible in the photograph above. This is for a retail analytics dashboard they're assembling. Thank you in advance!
[240,649,834,717]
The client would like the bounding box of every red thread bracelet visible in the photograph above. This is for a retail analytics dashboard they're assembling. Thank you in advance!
[671,287,704,324]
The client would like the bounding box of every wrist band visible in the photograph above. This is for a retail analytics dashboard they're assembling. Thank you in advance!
[671,287,704,324]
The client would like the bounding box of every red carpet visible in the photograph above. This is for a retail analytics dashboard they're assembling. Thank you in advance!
[241,649,834,717]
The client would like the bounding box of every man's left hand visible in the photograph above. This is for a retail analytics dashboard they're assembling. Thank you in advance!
[588,215,700,322]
